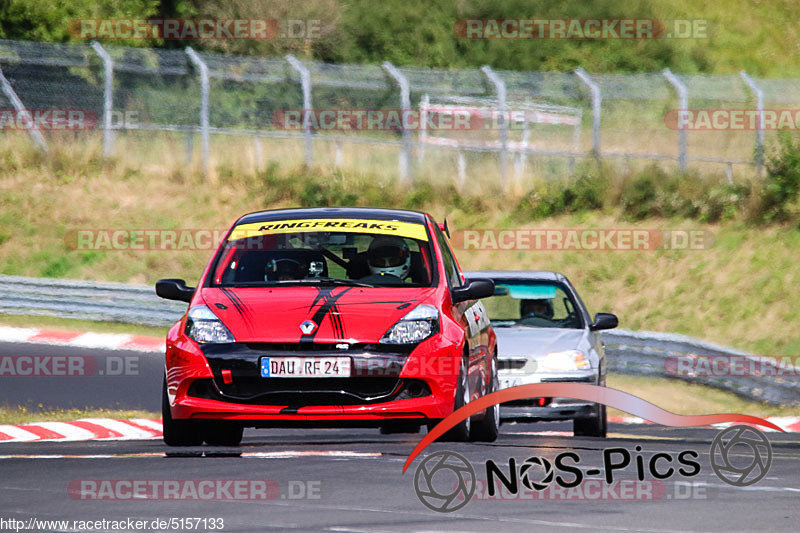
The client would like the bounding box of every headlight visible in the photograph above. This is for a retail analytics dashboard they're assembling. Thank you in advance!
[184,305,235,344]
[539,350,589,372]
[380,304,439,344]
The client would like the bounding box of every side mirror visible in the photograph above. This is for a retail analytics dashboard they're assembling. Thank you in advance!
[438,219,450,238]
[590,312,618,331]
[452,279,495,303]
[155,278,195,303]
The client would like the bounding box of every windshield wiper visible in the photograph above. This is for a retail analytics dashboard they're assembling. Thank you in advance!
[280,277,377,288]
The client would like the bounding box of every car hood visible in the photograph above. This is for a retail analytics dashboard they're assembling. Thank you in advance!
[199,286,436,343]
[493,327,587,358]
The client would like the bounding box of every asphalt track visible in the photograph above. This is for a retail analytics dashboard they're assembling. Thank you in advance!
[1,342,799,531]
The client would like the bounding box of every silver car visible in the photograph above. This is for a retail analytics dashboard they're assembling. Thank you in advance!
[464,270,618,437]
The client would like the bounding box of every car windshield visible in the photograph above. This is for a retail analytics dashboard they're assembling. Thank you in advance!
[211,217,435,288]
[483,280,582,329]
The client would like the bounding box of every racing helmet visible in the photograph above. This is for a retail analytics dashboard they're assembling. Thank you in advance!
[520,298,554,319]
[367,236,411,279]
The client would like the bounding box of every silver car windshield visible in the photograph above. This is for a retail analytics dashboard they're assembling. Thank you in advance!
[484,281,582,329]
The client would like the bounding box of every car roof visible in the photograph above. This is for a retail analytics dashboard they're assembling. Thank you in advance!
[236,207,429,225]
[463,270,568,282]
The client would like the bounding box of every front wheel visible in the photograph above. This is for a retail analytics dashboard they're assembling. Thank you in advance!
[439,356,471,442]
[162,378,203,446]
[470,355,499,442]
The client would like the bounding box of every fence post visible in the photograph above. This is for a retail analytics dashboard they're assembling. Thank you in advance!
[382,61,412,182]
[285,54,312,165]
[574,68,601,156]
[185,47,210,178]
[662,68,688,171]
[480,65,508,186]
[418,94,429,163]
[0,64,47,152]
[90,41,114,157]
[740,70,765,176]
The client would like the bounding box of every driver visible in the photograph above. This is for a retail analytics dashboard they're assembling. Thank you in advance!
[520,298,554,320]
[361,236,411,282]
[265,258,306,281]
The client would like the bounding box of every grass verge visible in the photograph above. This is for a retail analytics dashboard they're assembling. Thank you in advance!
[0,407,157,426]
[0,314,169,338]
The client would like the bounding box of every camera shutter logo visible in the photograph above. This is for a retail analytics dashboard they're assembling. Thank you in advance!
[710,425,772,487]
[519,456,554,491]
[413,451,475,513]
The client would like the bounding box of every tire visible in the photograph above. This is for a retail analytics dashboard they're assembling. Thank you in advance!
[440,356,471,442]
[203,421,244,446]
[162,378,203,446]
[573,403,607,438]
[380,422,421,435]
[470,355,499,442]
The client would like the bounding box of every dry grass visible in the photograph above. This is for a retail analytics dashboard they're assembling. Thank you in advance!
[0,407,156,425]
[607,375,798,418]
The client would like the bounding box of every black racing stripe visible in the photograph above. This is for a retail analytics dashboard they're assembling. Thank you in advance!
[221,288,255,334]
[227,289,253,321]
[330,304,345,338]
[300,287,352,342]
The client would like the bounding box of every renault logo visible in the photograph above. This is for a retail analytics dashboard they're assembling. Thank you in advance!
[299,320,317,335]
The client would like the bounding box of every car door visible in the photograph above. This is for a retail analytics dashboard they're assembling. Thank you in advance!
[432,224,490,399]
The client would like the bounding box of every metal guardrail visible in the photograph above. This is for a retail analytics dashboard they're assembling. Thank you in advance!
[1,275,797,405]
[603,330,800,406]
[0,275,187,327]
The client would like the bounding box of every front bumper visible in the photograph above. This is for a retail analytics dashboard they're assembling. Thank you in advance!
[165,334,459,425]
[498,368,598,421]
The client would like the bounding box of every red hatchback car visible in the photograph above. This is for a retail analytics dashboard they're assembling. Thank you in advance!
[156,207,497,446]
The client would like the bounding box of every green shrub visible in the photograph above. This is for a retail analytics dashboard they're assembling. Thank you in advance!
[758,132,800,222]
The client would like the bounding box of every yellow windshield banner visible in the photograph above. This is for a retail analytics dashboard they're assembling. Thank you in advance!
[228,218,429,241]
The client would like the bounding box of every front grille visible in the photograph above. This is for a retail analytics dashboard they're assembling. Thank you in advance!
[188,377,430,406]
[244,342,415,355]
[499,359,527,370]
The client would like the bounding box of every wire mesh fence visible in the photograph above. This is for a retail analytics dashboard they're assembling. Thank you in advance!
[2,38,800,185]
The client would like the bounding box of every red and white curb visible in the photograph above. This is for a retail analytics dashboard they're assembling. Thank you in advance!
[0,418,162,443]
[0,416,797,444]
[0,326,164,353]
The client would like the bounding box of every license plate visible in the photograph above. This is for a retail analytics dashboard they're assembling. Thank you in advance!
[260,357,351,378]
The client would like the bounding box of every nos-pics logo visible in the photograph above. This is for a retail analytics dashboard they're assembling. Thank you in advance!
[413,425,773,512]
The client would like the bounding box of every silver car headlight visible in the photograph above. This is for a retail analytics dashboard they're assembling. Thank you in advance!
[539,350,590,372]
[184,305,235,344]
[380,304,439,344]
